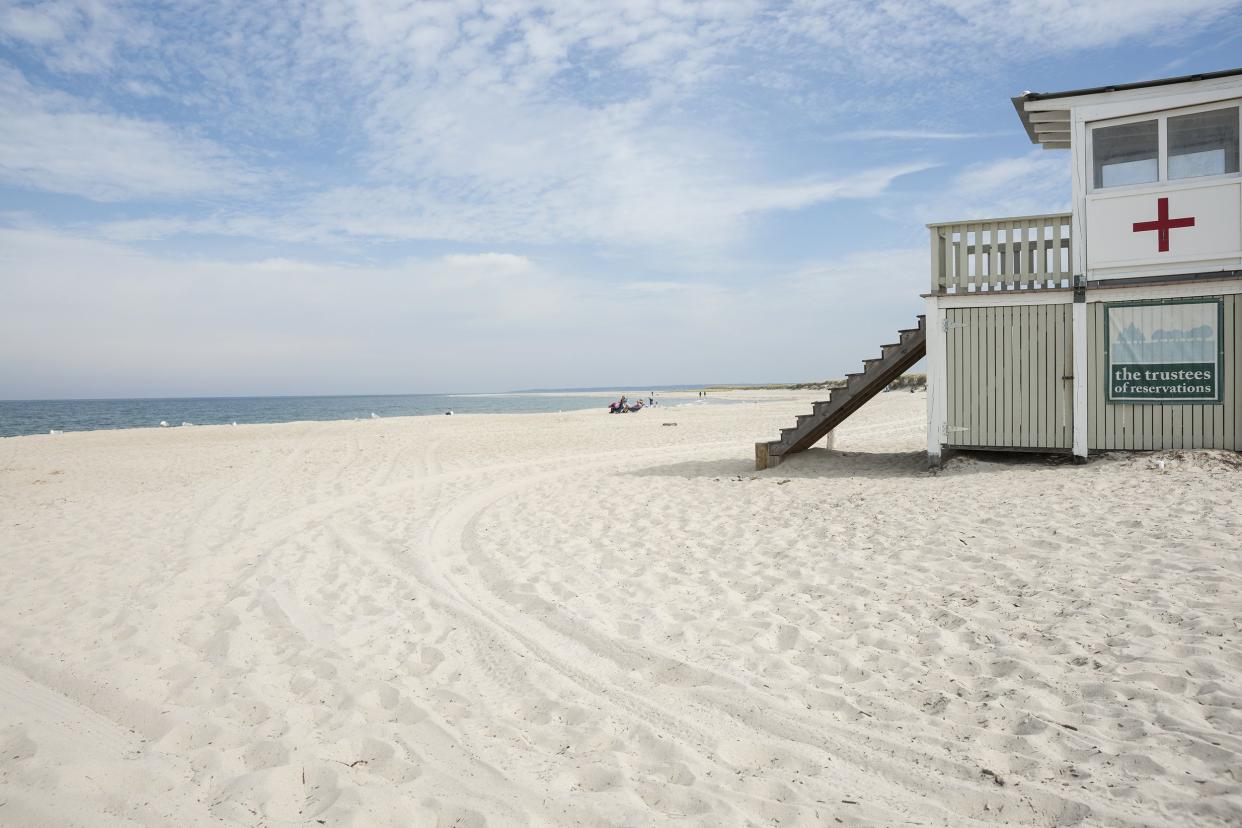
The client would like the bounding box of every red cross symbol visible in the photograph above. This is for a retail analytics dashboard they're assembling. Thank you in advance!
[1132,197,1194,253]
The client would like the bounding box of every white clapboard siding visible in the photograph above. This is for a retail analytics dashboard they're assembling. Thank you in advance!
[1087,292,1240,451]
[945,304,1073,449]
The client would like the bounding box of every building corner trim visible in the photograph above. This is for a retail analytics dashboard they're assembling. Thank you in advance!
[1071,292,1089,459]
[926,295,947,464]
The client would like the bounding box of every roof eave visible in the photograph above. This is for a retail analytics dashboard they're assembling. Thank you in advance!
[1012,67,1242,151]
[1012,95,1040,144]
[1021,67,1242,104]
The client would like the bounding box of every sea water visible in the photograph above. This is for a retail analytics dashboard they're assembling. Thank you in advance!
[0,392,722,438]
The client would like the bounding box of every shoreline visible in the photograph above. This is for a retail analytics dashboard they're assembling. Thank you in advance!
[0,389,809,441]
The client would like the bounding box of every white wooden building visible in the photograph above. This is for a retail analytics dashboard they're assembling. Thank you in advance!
[926,68,1242,464]
[756,68,1240,471]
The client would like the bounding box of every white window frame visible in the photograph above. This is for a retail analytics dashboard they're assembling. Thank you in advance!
[1086,98,1242,194]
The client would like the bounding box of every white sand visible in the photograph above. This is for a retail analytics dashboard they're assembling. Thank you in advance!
[1,391,1239,826]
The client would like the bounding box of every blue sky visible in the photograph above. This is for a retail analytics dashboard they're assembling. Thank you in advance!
[2,1,1240,398]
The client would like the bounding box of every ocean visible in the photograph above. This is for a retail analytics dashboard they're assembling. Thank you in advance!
[0,392,716,438]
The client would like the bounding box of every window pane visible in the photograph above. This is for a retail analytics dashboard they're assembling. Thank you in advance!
[1168,106,1239,180]
[1093,120,1158,188]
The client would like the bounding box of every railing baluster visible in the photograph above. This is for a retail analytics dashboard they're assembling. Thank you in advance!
[974,223,985,290]
[955,224,968,291]
[1054,217,1064,286]
[968,224,978,292]
[1035,218,1048,287]
[952,226,959,291]
[1061,216,1071,284]
[987,223,998,288]
[942,225,952,292]
[1029,219,1040,286]
[1025,219,1036,288]
[1044,218,1053,286]
[1031,219,1041,286]
[1007,225,1013,288]
[968,224,979,291]
[999,223,1009,283]
[1013,221,1024,288]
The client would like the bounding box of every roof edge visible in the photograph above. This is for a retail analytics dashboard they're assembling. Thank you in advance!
[1012,95,1040,144]
[1019,67,1242,104]
[1013,67,1242,149]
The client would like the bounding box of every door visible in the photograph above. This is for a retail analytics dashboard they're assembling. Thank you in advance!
[945,304,1073,449]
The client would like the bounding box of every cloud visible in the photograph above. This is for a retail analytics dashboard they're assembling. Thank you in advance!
[622,280,693,294]
[3,1,1234,258]
[2,2,932,247]
[0,68,256,201]
[945,151,1071,214]
[885,150,1072,230]
[0,225,930,398]
[87,159,931,249]
[829,129,1010,142]
[0,0,151,73]
[777,0,1242,77]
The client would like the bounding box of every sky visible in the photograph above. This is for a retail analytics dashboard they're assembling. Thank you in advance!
[2,1,1241,399]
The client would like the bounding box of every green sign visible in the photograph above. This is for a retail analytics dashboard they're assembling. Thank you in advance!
[1105,299,1224,404]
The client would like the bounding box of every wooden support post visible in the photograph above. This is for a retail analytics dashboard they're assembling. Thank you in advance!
[926,294,946,467]
[1072,280,1088,462]
[755,442,780,471]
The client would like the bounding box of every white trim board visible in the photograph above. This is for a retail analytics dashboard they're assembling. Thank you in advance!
[936,290,1073,308]
[1086,278,1242,303]
[1025,75,1242,120]
[925,295,946,461]
[1072,302,1087,459]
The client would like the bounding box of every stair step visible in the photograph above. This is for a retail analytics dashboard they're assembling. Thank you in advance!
[756,315,930,470]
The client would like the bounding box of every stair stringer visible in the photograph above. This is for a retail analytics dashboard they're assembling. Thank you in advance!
[756,316,927,469]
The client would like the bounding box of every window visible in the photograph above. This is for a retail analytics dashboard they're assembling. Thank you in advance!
[1090,103,1241,191]
[1168,106,1239,180]
[1093,120,1158,188]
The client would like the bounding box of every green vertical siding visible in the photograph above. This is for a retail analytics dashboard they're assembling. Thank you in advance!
[945,303,1073,449]
[1087,292,1240,451]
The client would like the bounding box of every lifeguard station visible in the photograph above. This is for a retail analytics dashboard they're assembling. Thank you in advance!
[757,68,1242,469]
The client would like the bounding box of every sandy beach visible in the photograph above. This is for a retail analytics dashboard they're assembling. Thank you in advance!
[1,391,1239,826]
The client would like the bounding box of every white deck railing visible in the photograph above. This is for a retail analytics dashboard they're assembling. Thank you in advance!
[929,213,1072,294]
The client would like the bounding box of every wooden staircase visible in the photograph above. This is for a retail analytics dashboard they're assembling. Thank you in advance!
[755,315,927,469]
